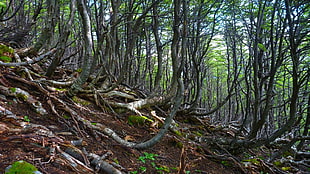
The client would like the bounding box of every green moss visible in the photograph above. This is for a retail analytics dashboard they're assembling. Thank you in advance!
[242,158,260,165]
[0,44,13,62]
[114,108,127,113]
[5,160,39,174]
[0,56,12,62]
[193,131,203,136]
[281,167,291,171]
[72,96,90,106]
[63,115,70,119]
[173,130,182,136]
[282,151,293,157]
[9,87,16,93]
[0,44,14,54]
[175,142,183,149]
[273,161,283,167]
[16,93,28,101]
[75,68,83,73]
[55,88,67,91]
[128,115,153,126]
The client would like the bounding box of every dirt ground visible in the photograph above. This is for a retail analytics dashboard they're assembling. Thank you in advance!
[0,71,241,174]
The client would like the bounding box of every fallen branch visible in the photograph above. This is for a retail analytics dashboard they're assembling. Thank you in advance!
[56,145,94,173]
[84,151,123,174]
[0,48,56,67]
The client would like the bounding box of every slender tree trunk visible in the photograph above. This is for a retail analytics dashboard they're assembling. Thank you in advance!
[45,0,76,77]
[68,0,95,96]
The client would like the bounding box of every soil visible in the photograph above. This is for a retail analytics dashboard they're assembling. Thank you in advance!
[0,66,298,174]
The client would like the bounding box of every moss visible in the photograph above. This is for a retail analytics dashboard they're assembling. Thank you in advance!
[72,96,90,106]
[281,167,291,171]
[63,115,70,119]
[173,130,182,136]
[55,88,67,91]
[0,44,14,62]
[75,68,83,73]
[193,131,203,136]
[0,44,14,55]
[16,93,28,101]
[9,87,16,93]
[114,108,127,113]
[0,56,12,62]
[128,115,153,126]
[273,161,283,167]
[242,158,260,165]
[5,160,39,174]
[175,142,183,149]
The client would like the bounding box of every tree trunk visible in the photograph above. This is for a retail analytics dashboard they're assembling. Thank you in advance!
[68,0,95,96]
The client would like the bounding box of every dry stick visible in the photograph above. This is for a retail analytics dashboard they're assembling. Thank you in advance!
[4,75,124,173]
[14,53,33,80]
[0,48,56,67]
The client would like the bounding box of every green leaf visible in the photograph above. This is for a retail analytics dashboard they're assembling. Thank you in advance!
[258,43,267,52]
[24,116,30,122]
[0,2,6,8]
[0,56,12,62]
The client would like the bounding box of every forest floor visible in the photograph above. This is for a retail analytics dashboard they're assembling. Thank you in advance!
[0,65,308,174]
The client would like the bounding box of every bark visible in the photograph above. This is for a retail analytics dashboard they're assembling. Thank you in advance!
[0,49,56,66]
[33,0,58,52]
[68,0,95,96]
[152,3,163,92]
[45,0,76,77]
[265,0,301,143]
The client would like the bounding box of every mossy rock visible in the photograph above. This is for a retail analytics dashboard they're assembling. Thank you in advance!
[0,44,14,55]
[0,44,14,62]
[127,115,153,126]
[5,160,42,174]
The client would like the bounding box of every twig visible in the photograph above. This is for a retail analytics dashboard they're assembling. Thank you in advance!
[0,48,56,67]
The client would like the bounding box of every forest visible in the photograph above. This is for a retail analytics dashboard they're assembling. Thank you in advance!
[0,0,309,173]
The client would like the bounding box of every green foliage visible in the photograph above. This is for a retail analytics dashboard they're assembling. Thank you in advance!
[5,160,39,174]
[63,115,70,119]
[113,158,119,164]
[273,161,283,167]
[242,158,260,165]
[16,92,28,101]
[139,166,147,172]
[9,88,17,93]
[172,129,182,136]
[193,131,203,136]
[134,152,181,173]
[221,160,231,166]
[72,96,90,106]
[54,88,67,92]
[0,1,6,8]
[23,116,30,122]
[0,44,14,54]
[257,43,267,52]
[128,115,153,126]
[281,167,291,171]
[154,164,170,173]
[138,152,158,163]
[175,142,183,149]
[75,68,83,73]
[0,44,13,63]
[0,56,12,62]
